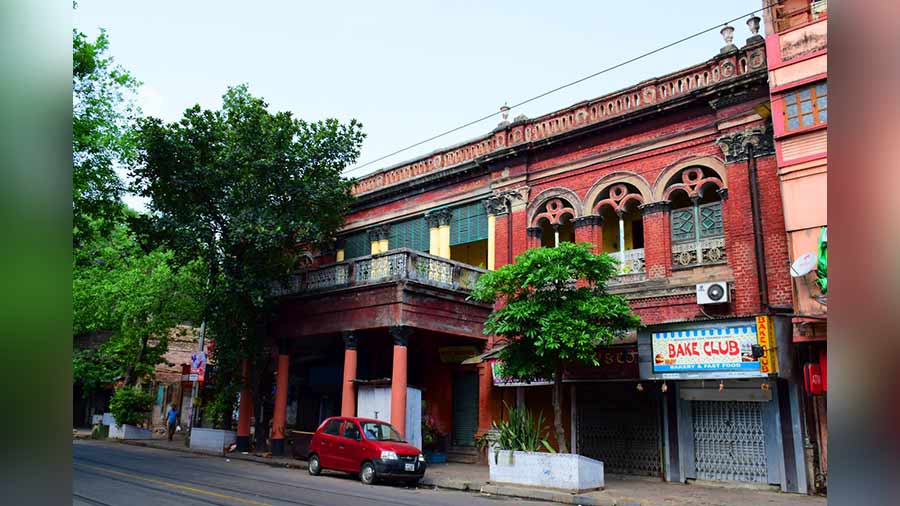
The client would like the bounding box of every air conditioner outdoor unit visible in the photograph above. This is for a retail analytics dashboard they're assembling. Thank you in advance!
[696,281,729,305]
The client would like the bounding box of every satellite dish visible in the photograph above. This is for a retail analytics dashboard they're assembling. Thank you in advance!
[790,252,818,277]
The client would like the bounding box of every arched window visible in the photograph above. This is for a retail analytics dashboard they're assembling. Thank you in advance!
[594,183,645,275]
[533,198,576,247]
[663,167,726,268]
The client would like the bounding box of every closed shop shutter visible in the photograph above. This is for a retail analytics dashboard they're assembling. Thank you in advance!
[692,400,768,483]
[389,217,429,251]
[343,231,369,259]
[450,202,488,246]
[452,372,479,446]
[576,384,662,476]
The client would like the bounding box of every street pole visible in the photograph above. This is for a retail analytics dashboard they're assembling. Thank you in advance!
[186,320,206,446]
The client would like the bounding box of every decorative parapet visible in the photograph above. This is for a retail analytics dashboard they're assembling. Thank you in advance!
[351,43,767,196]
[715,124,775,163]
[270,248,487,297]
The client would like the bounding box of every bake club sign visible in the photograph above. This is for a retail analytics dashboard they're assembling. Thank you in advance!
[651,325,762,373]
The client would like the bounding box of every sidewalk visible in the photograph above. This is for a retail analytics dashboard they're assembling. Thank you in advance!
[105,435,826,506]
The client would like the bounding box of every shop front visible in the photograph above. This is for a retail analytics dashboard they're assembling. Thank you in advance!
[638,316,807,493]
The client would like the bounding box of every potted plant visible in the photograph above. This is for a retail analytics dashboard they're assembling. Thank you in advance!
[421,402,447,463]
[108,386,154,440]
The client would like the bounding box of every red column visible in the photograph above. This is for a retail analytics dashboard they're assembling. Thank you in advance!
[341,332,358,417]
[640,201,673,279]
[271,341,290,456]
[477,362,494,435]
[390,326,412,437]
[574,215,602,253]
[236,359,252,451]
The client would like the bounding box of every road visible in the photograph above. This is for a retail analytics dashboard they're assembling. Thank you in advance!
[73,440,544,506]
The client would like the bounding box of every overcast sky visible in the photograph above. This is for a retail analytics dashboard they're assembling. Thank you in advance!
[74,0,761,211]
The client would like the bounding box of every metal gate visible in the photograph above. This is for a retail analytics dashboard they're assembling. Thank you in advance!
[576,384,662,476]
[691,400,768,483]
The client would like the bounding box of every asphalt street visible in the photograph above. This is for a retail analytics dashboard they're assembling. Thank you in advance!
[73,440,545,506]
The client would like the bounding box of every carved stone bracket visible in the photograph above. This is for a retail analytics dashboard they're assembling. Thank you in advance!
[483,195,510,216]
[367,224,391,242]
[716,188,729,201]
[425,208,453,228]
[574,215,603,228]
[342,331,357,349]
[716,125,775,162]
[639,200,671,216]
[390,325,414,347]
[526,227,542,239]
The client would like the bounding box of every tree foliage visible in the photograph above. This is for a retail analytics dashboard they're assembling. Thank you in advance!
[109,387,155,427]
[130,85,364,432]
[470,242,641,452]
[73,27,140,242]
[73,215,205,390]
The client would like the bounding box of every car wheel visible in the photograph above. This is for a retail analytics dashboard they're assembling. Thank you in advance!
[360,462,377,485]
[308,454,321,476]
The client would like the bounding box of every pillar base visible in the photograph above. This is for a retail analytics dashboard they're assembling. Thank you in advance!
[236,435,250,452]
[271,438,285,456]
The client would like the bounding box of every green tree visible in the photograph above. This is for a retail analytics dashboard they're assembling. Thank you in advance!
[130,85,364,440]
[73,214,205,390]
[470,242,641,453]
[72,25,140,242]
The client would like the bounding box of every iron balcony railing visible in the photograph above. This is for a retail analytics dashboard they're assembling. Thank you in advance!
[271,248,487,297]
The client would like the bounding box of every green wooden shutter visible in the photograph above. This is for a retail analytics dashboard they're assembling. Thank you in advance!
[450,202,488,246]
[388,217,429,251]
[343,231,369,259]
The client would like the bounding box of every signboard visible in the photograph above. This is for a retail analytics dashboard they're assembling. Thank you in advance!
[438,346,478,364]
[755,316,779,374]
[491,360,552,387]
[190,352,207,382]
[492,345,640,386]
[651,325,762,373]
[565,346,639,381]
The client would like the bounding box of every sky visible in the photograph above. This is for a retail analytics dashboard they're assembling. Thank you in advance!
[74,0,762,211]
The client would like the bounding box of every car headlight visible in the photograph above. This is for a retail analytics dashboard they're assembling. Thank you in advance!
[418,454,426,462]
[380,450,398,460]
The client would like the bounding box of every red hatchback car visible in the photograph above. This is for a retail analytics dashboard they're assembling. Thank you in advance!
[307,416,426,485]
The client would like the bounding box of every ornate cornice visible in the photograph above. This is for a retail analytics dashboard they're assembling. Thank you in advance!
[574,215,603,228]
[639,200,671,215]
[425,208,453,228]
[715,124,775,163]
[367,224,391,242]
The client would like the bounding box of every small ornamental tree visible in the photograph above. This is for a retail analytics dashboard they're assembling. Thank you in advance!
[109,387,155,427]
[470,242,640,453]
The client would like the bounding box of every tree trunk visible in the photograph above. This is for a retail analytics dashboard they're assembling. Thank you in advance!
[123,334,150,387]
[552,366,568,453]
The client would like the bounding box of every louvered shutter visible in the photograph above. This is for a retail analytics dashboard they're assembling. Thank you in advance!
[388,217,429,251]
[450,202,488,246]
[343,231,369,259]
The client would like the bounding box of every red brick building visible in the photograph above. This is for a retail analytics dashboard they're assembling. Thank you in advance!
[247,29,808,492]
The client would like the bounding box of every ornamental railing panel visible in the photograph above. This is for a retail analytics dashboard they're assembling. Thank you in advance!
[272,248,486,297]
[609,248,646,275]
[672,237,726,268]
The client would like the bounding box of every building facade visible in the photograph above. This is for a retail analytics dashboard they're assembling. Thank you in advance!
[761,0,828,493]
[240,23,810,493]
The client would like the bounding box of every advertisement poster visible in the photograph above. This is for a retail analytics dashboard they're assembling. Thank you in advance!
[492,345,640,386]
[651,326,760,373]
[190,352,207,382]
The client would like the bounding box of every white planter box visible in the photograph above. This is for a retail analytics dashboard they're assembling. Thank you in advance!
[488,448,604,493]
[190,428,237,454]
[108,424,153,440]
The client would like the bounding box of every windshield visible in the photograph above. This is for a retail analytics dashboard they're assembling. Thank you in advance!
[360,421,404,442]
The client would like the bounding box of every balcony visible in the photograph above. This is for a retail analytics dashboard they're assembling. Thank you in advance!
[272,248,486,298]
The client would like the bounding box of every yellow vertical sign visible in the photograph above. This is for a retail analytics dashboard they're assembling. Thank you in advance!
[755,316,779,374]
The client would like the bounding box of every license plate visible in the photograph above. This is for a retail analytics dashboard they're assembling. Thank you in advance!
[404,463,415,472]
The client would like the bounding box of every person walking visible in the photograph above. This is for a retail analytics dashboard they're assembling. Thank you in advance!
[165,403,179,441]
